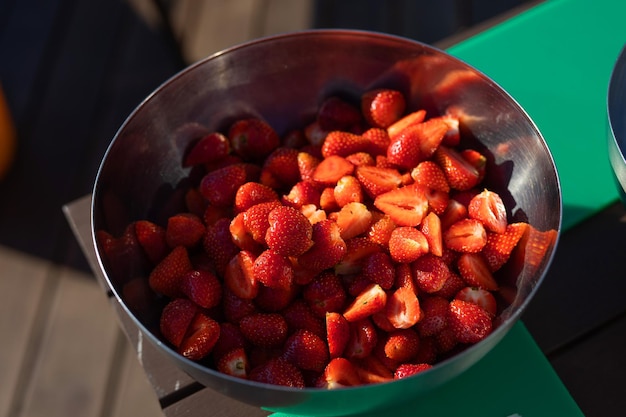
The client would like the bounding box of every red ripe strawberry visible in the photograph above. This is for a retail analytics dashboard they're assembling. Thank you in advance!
[411,160,450,193]
[229,212,261,252]
[200,164,249,207]
[386,117,448,169]
[413,336,438,364]
[460,149,487,182]
[421,211,443,257]
[374,184,429,227]
[283,329,329,372]
[361,88,406,128]
[165,213,205,248]
[303,271,347,317]
[322,357,362,388]
[355,165,402,198]
[434,146,481,191]
[249,357,305,388]
[343,283,387,322]
[183,132,230,167]
[212,322,249,361]
[333,175,363,207]
[224,250,259,299]
[222,287,257,324]
[344,318,378,359]
[434,271,466,299]
[412,254,451,294]
[298,219,347,273]
[422,186,450,215]
[335,202,373,240]
[148,246,192,297]
[261,147,301,189]
[394,263,418,295]
[297,151,321,182]
[326,312,350,359]
[457,252,499,291]
[346,151,375,166]
[361,127,390,156]
[234,181,278,213]
[468,189,507,234]
[319,187,339,212]
[178,312,221,360]
[185,188,208,217]
[283,299,325,338]
[334,237,380,275]
[382,328,420,363]
[482,222,529,271]
[282,128,308,148]
[455,286,497,317]
[416,296,449,337]
[300,203,327,225]
[160,298,197,348]
[265,205,313,256]
[394,363,432,379]
[97,225,148,280]
[367,213,396,246]
[362,251,395,290]
[203,217,240,275]
[239,313,288,348]
[312,155,355,186]
[134,220,169,264]
[254,281,298,312]
[321,131,369,158]
[242,200,282,244]
[388,226,429,264]
[435,326,458,353]
[443,218,487,253]
[385,286,421,329]
[282,180,321,209]
[317,96,362,131]
[217,347,249,379]
[387,109,426,142]
[252,249,294,290]
[448,299,493,344]
[202,204,231,227]
[180,269,222,309]
[228,118,280,161]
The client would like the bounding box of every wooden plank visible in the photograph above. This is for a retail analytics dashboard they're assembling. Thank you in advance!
[163,387,270,417]
[17,266,120,417]
[0,246,52,417]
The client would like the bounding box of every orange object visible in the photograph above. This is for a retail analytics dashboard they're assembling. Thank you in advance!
[0,84,16,180]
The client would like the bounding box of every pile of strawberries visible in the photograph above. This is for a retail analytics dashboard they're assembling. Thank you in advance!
[98,88,554,388]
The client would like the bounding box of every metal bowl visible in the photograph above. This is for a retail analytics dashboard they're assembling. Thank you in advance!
[91,30,561,416]
[608,44,626,202]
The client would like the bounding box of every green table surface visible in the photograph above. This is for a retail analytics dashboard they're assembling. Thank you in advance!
[273,0,626,415]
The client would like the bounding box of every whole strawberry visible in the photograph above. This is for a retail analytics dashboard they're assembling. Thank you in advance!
[448,299,493,344]
[228,118,280,161]
[283,329,329,372]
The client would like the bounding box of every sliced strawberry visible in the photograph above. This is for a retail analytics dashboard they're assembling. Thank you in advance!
[183,132,230,167]
[344,318,378,359]
[249,357,305,388]
[434,145,481,191]
[346,151,375,166]
[443,218,487,253]
[326,312,350,359]
[160,298,197,348]
[283,299,326,338]
[394,263,418,295]
[234,181,278,213]
[468,189,507,234]
[239,312,288,348]
[362,251,395,290]
[200,164,249,207]
[386,127,423,170]
[319,186,339,212]
[180,269,222,309]
[482,222,529,271]
[321,130,369,158]
[261,147,301,189]
[312,155,355,186]
[388,226,429,264]
[440,198,468,231]
[457,252,498,291]
[178,312,220,360]
[283,329,329,372]
[387,109,427,142]
[333,175,364,207]
[355,165,402,198]
[229,211,261,252]
[394,363,432,379]
[322,358,362,388]
[374,184,429,227]
[252,249,294,290]
[382,328,420,363]
[335,201,373,240]
[448,299,493,344]
[265,205,314,256]
[367,213,396,246]
[317,96,362,131]
[148,246,192,298]
[361,127,390,156]
[298,219,347,273]
[343,283,387,322]
[411,160,450,193]
[412,254,451,294]
[361,88,406,128]
[165,212,205,248]
[134,220,169,264]
[282,180,321,209]
[297,151,321,182]
[517,225,558,275]
[228,118,280,161]
[421,211,443,257]
[303,271,347,317]
[455,286,497,317]
[334,237,381,275]
[460,149,487,183]
[386,286,421,329]
[224,250,259,299]
[217,347,249,379]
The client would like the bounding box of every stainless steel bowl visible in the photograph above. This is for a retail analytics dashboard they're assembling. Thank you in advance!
[91,30,561,416]
[608,44,626,202]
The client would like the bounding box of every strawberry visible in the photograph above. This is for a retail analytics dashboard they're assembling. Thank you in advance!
[434,146,481,191]
[326,312,350,359]
[394,263,418,295]
[183,132,230,167]
[361,127,390,156]
[312,155,355,186]
[242,200,282,244]
[441,112,461,146]
[160,298,197,348]
[374,184,429,227]
[319,187,339,212]
[178,312,221,360]
[202,217,240,276]
[317,96,362,131]
[434,326,458,353]
[333,175,363,207]
[322,358,362,388]
[297,151,321,182]
[304,121,330,146]
[416,296,449,337]
[229,212,261,252]
[224,250,259,299]
[298,219,347,273]
[282,180,321,209]
[515,226,557,275]
[254,281,298,312]
[239,313,288,348]
[413,336,438,364]
[422,186,450,215]
[482,222,529,271]
[148,246,192,297]
[394,363,432,379]
[282,128,308,148]
[411,160,450,193]
[355,165,402,198]
[303,271,347,317]
[346,151,375,166]
[165,213,205,248]
[251,249,294,290]
[265,205,314,256]
[344,318,378,359]
[321,131,369,158]
[249,357,305,388]
[460,149,487,182]
[361,88,406,128]
[283,329,329,372]
[334,237,381,275]
[217,347,249,379]
[200,164,249,207]
[388,226,429,264]
[386,117,448,169]
[362,251,395,290]
[448,299,493,344]
[387,109,426,141]
[443,218,487,253]
[434,271,466,299]
[367,213,396,246]
[97,225,148,280]
[284,299,326,338]
[412,254,451,294]
[234,181,278,213]
[185,188,208,217]
[134,220,169,264]
[468,189,507,234]
[222,287,257,324]
[180,269,222,309]
[385,286,421,329]
[228,118,280,161]
[420,211,443,257]
[382,328,420,363]
[335,201,373,240]
[300,203,327,225]
[457,252,498,291]
[212,322,249,361]
[455,286,497,317]
[261,147,301,189]
[343,283,387,322]
[202,204,231,227]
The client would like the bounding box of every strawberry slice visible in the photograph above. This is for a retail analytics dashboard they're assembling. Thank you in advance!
[178,312,221,360]
[180,269,222,309]
[468,189,507,234]
[482,222,529,271]
[443,218,487,253]
[373,184,429,227]
[298,219,347,273]
[361,88,406,128]
[394,363,432,379]
[455,286,497,317]
[457,252,498,291]
[385,286,421,329]
[297,151,321,182]
[335,202,373,240]
[148,246,192,298]
[355,165,403,198]
[217,347,249,379]
[448,299,493,344]
[321,131,370,158]
[387,109,426,141]
[334,175,364,207]
[312,155,355,186]
[224,250,259,299]
[388,226,429,264]
[343,283,387,322]
[411,160,450,193]
[134,220,169,264]
[322,358,362,388]
[421,211,443,257]
[344,318,378,359]
[434,145,481,191]
[326,312,350,359]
